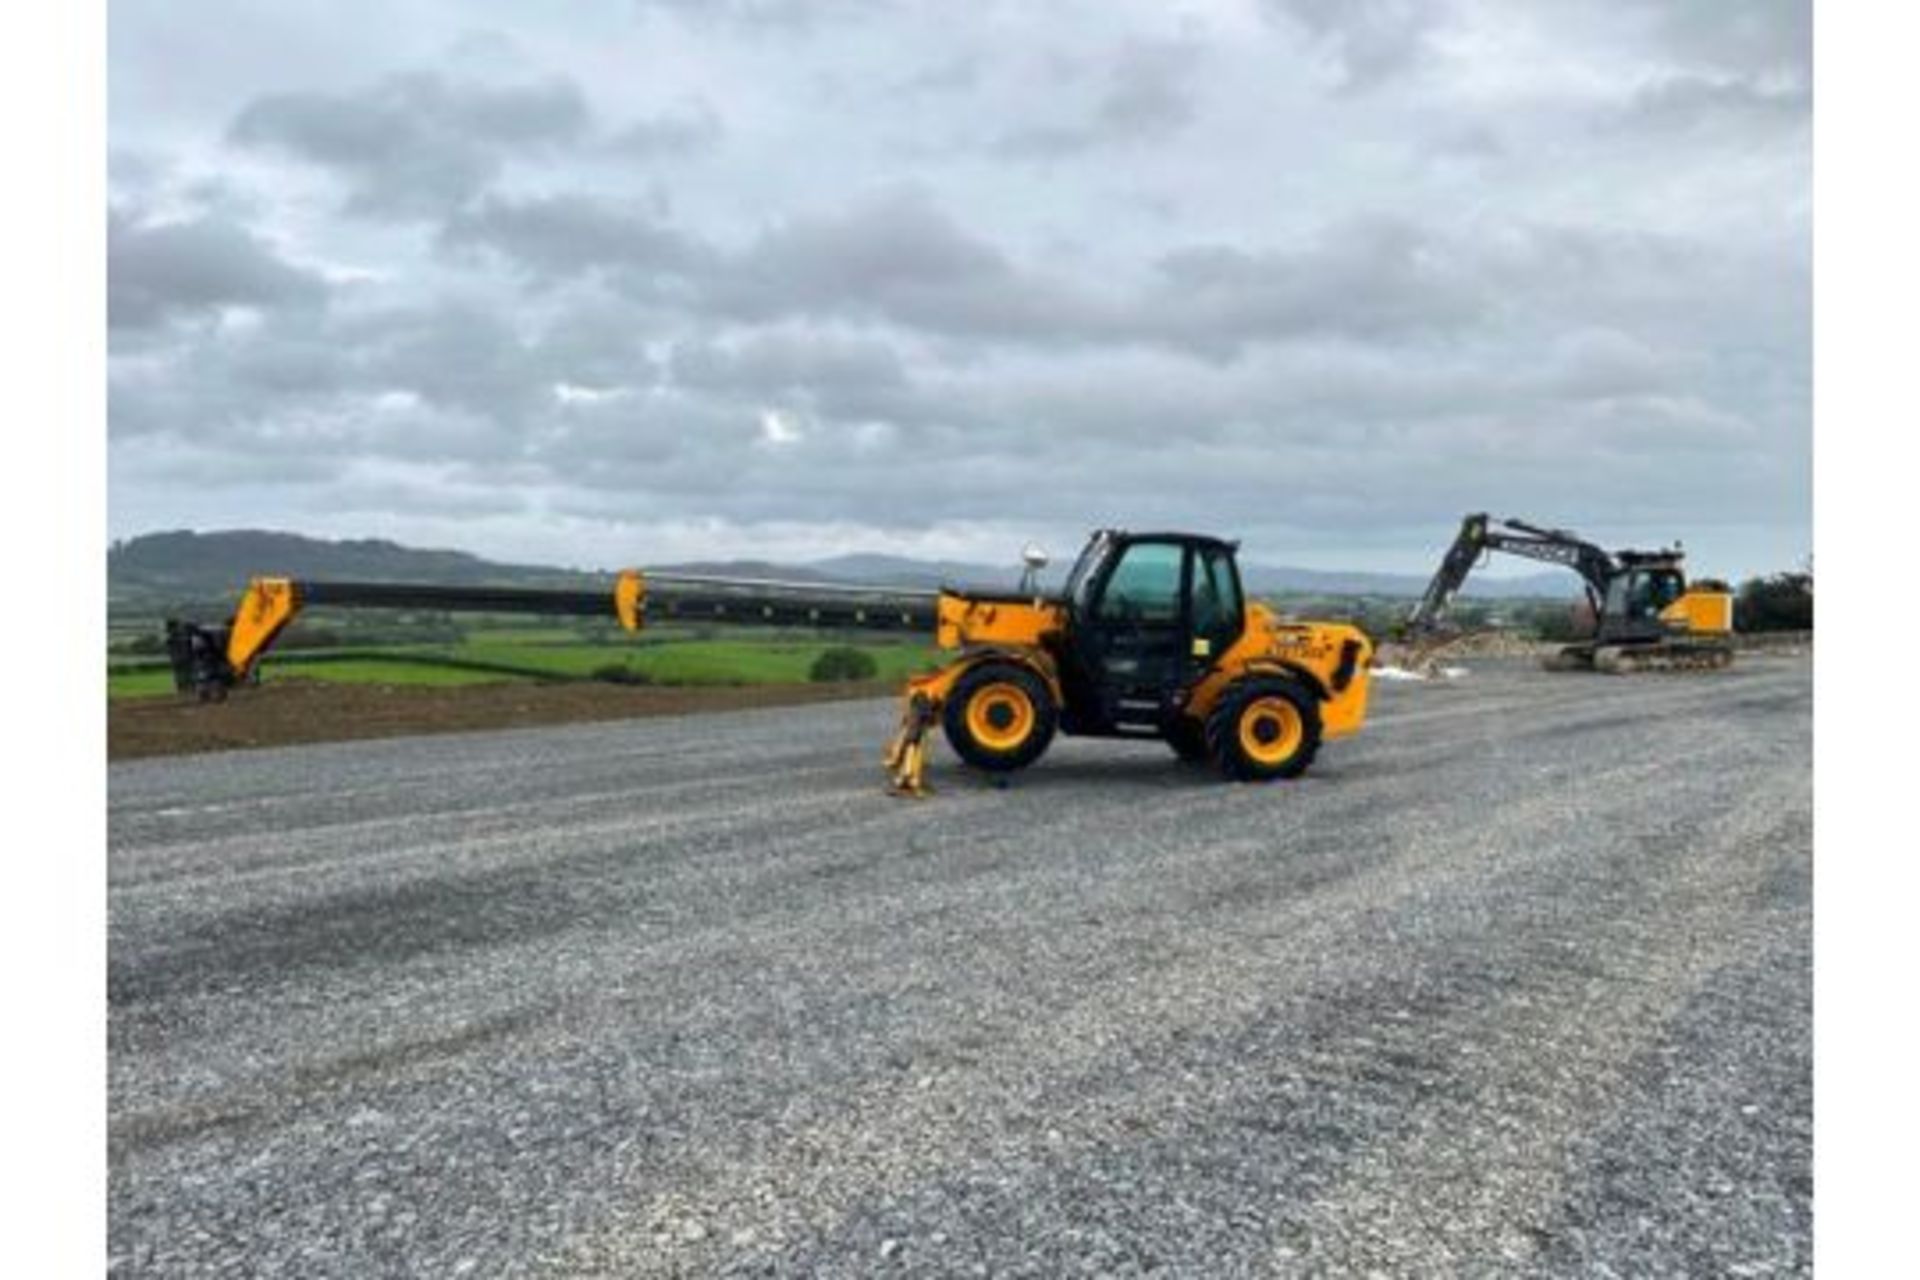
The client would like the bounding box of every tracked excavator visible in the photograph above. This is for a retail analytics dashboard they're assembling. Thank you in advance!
[1403,513,1734,673]
[165,529,1374,795]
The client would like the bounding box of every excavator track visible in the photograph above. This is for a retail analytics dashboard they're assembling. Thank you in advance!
[1562,642,1736,674]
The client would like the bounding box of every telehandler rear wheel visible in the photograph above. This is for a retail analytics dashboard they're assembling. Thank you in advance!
[942,661,1058,774]
[1205,677,1322,781]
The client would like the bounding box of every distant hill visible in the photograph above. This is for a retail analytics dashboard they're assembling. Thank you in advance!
[643,560,844,585]
[108,530,605,611]
[809,553,1034,592]
[108,528,1578,613]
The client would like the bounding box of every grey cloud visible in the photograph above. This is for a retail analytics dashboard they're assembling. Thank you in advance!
[441,188,1071,339]
[669,330,908,397]
[439,186,1782,365]
[633,0,881,32]
[110,2,1809,573]
[108,146,163,195]
[223,320,354,398]
[440,194,713,283]
[112,254,1800,558]
[530,298,663,391]
[1637,0,1811,83]
[1098,40,1203,136]
[445,188,1112,346]
[229,72,590,218]
[1542,328,1683,400]
[108,209,328,331]
[1148,218,1486,352]
[709,193,1027,325]
[1427,125,1504,161]
[320,478,533,520]
[1265,0,1454,90]
[1613,74,1810,136]
[891,53,982,98]
[996,39,1201,158]
[350,300,551,421]
[666,329,918,430]
[606,102,724,158]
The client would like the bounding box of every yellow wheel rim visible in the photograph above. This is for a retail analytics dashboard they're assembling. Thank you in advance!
[1238,697,1304,765]
[965,682,1036,752]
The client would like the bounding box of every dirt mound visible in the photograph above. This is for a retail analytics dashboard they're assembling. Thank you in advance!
[1372,631,1554,672]
[109,678,898,761]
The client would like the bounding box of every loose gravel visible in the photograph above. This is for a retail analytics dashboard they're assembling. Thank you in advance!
[108,656,1812,1277]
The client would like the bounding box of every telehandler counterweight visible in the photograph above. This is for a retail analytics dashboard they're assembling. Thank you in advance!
[165,530,1374,795]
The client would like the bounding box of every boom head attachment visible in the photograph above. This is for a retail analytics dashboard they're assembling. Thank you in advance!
[614,570,646,632]
[164,576,299,700]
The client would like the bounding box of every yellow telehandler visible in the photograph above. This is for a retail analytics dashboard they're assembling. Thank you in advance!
[165,529,1374,795]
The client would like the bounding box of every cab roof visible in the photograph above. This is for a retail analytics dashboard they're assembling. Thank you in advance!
[1092,529,1241,553]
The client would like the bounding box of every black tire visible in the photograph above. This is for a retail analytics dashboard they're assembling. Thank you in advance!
[942,661,1058,773]
[1204,677,1323,782]
[1165,716,1210,763]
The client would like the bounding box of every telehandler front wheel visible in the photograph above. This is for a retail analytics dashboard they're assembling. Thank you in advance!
[942,661,1058,774]
[1205,677,1323,781]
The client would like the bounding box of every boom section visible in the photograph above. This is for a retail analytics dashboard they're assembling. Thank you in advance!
[640,573,938,632]
[164,571,938,698]
[1488,519,1618,598]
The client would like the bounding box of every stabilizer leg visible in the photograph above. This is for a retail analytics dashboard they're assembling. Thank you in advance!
[884,690,940,798]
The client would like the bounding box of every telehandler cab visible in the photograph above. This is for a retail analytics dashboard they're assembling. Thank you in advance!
[164,529,1374,796]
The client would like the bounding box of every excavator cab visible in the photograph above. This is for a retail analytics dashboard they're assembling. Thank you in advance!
[1601,563,1687,638]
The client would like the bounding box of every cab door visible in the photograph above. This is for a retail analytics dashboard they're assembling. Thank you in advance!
[1076,538,1193,728]
[1188,541,1245,668]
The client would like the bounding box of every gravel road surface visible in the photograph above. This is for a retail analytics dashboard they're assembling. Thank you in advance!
[109,656,1812,1276]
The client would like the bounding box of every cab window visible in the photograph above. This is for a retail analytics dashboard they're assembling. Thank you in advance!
[1604,575,1632,618]
[1615,570,1683,620]
[1093,542,1183,624]
[1192,544,1243,642]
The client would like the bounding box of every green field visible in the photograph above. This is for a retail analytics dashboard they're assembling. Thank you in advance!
[108,631,943,700]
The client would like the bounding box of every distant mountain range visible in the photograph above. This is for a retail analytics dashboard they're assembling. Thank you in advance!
[108,529,1578,609]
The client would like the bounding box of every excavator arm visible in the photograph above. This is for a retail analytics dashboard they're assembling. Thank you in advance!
[1405,514,1491,638]
[1405,514,1616,637]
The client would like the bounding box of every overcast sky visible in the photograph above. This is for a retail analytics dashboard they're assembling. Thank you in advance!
[107,0,1809,577]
